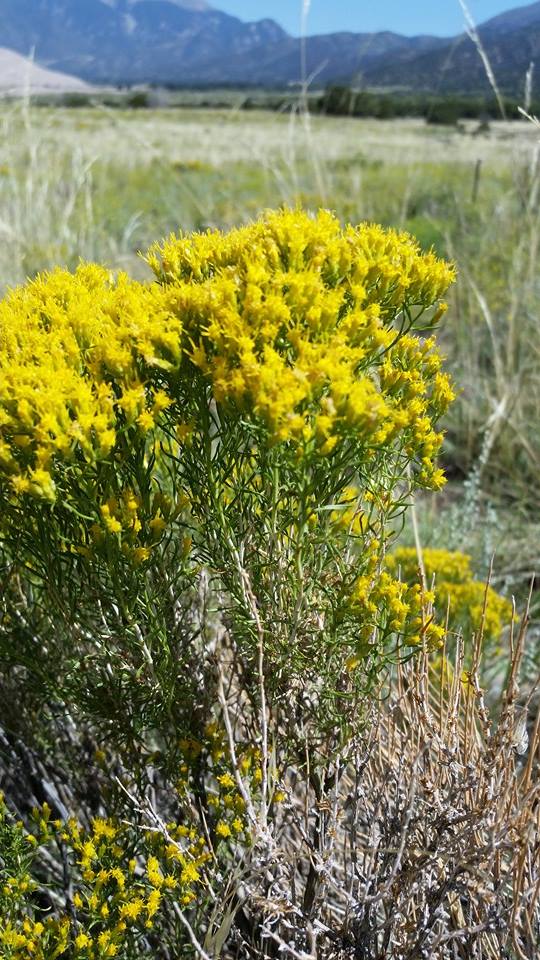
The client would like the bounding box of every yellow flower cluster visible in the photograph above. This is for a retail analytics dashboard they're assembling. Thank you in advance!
[386,548,514,644]
[348,567,444,660]
[149,209,455,486]
[82,487,183,566]
[0,211,454,510]
[0,796,207,960]
[0,720,273,960]
[0,264,180,501]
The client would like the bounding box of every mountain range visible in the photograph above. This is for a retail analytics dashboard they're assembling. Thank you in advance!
[0,0,539,95]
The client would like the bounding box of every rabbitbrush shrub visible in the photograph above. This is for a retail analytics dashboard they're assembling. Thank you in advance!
[0,209,455,732]
[2,210,533,959]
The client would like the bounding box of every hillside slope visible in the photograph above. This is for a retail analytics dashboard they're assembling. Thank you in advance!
[0,47,93,92]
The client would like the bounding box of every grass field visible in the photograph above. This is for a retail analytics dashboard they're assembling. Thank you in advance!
[1,101,539,624]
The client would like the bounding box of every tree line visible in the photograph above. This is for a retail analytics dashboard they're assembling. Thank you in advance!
[314,85,539,124]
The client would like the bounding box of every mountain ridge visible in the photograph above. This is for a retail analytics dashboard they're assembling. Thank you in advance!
[0,0,538,94]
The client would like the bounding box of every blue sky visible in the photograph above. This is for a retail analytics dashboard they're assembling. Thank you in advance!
[215,1,520,36]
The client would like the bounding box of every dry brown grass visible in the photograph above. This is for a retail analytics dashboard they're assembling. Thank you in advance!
[216,611,540,959]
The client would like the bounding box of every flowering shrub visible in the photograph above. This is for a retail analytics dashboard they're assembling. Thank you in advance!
[0,210,460,955]
[0,211,455,719]
[387,547,514,645]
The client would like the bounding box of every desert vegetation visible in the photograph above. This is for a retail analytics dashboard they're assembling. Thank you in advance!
[0,96,539,958]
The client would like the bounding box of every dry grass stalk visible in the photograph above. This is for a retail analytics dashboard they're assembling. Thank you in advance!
[458,0,507,120]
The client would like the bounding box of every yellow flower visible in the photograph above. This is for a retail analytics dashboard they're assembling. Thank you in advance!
[136,409,155,432]
[120,898,145,920]
[92,817,117,840]
[80,839,97,864]
[108,867,126,889]
[152,390,172,414]
[74,932,92,949]
[11,474,31,495]
[180,861,201,885]
[147,855,164,888]
[217,772,236,790]
[146,888,162,917]
[149,515,166,536]
[131,546,152,566]
[215,821,231,838]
